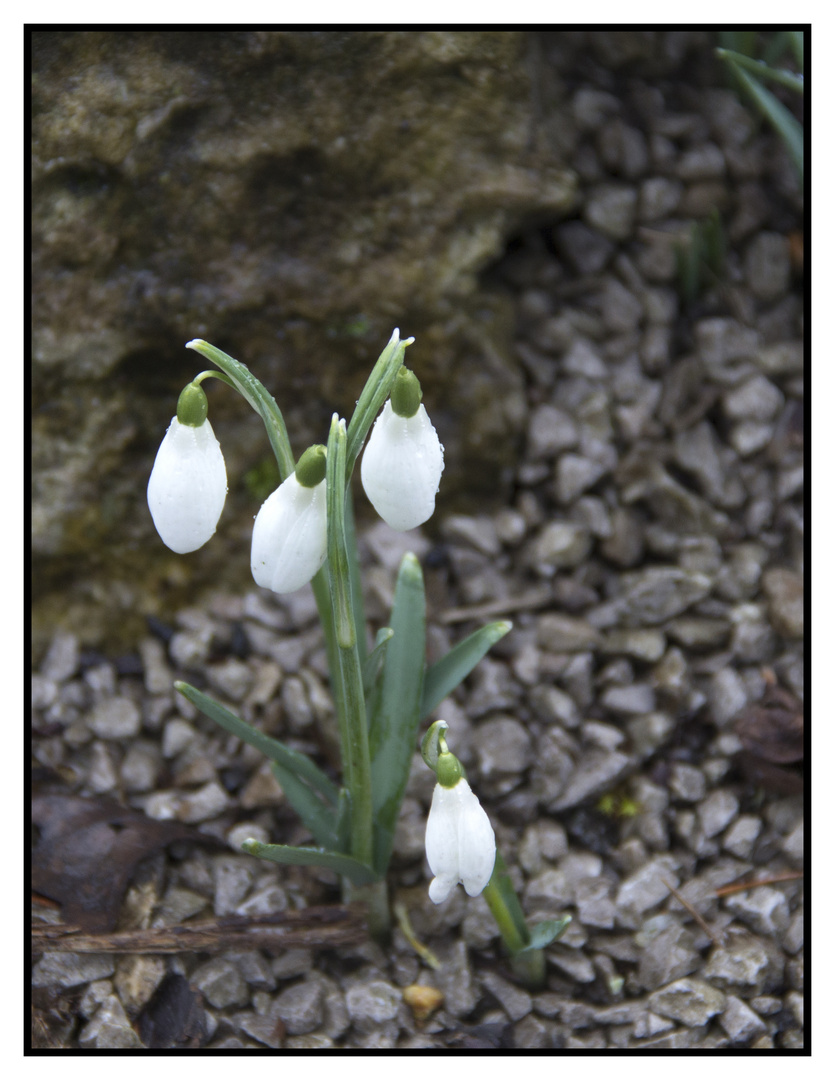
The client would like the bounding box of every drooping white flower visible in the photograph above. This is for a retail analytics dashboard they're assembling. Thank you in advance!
[250,447,328,594]
[147,415,227,554]
[425,776,496,904]
[361,368,444,532]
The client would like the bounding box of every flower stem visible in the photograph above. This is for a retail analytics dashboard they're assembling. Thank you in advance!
[481,850,547,990]
[326,416,374,871]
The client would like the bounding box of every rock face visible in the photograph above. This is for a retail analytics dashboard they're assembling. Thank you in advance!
[32,30,576,648]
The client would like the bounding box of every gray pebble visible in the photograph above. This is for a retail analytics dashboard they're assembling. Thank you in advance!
[584,183,637,242]
[345,978,401,1031]
[723,374,784,421]
[275,979,324,1035]
[619,567,712,625]
[206,658,254,702]
[648,977,726,1027]
[33,952,115,988]
[639,176,682,221]
[214,855,257,916]
[600,683,656,715]
[87,696,141,740]
[169,625,214,669]
[79,993,143,1049]
[472,715,531,779]
[761,567,803,638]
[616,855,679,923]
[708,668,748,727]
[668,763,706,803]
[563,338,607,378]
[555,453,608,504]
[719,994,767,1044]
[537,613,601,653]
[139,637,173,695]
[554,220,615,274]
[526,521,591,571]
[41,632,80,682]
[442,514,501,556]
[191,957,250,1009]
[481,970,532,1021]
[702,937,778,995]
[551,749,633,811]
[677,142,726,180]
[637,925,701,991]
[574,875,616,929]
[722,815,762,859]
[724,887,790,937]
[697,789,739,839]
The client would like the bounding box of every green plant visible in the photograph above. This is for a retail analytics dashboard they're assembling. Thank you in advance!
[716,30,804,183]
[147,329,569,985]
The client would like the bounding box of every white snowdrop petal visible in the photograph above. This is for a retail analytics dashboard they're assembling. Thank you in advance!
[361,402,444,531]
[424,778,495,904]
[250,473,327,594]
[457,783,497,897]
[147,417,227,554]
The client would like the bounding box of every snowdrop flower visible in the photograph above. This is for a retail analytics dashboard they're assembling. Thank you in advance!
[251,444,328,593]
[147,382,227,554]
[425,751,496,904]
[361,366,444,531]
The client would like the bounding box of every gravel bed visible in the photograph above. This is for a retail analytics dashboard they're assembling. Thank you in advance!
[31,35,804,1051]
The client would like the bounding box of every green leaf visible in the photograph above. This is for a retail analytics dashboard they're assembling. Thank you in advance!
[517,916,573,953]
[724,62,803,182]
[240,839,378,886]
[185,339,295,481]
[368,553,426,875]
[482,850,531,953]
[269,762,340,851]
[363,627,394,699]
[175,681,339,806]
[715,47,804,93]
[421,620,512,720]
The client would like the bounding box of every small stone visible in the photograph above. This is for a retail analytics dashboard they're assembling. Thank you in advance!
[87,696,141,740]
[41,631,80,682]
[648,978,726,1027]
[214,856,256,916]
[191,957,250,1009]
[555,454,608,504]
[554,220,615,274]
[627,711,675,757]
[275,980,324,1035]
[708,668,749,727]
[537,613,601,653]
[723,887,790,937]
[562,338,607,378]
[584,183,637,242]
[600,507,644,567]
[121,739,162,792]
[139,637,173,694]
[345,979,401,1029]
[730,421,773,457]
[88,740,119,793]
[114,956,166,1013]
[206,658,254,702]
[162,717,197,758]
[443,514,501,556]
[722,815,762,859]
[618,568,712,625]
[527,521,592,571]
[169,626,214,669]
[32,952,115,988]
[402,984,444,1023]
[472,716,531,779]
[723,374,784,421]
[481,971,532,1022]
[551,749,633,811]
[600,279,643,334]
[271,950,313,979]
[697,789,739,839]
[677,143,725,180]
[79,994,143,1048]
[178,780,232,823]
[527,684,580,727]
[601,629,666,662]
[600,683,656,715]
[639,176,682,221]
[574,875,616,929]
[745,232,791,302]
[702,938,776,995]
[616,855,679,923]
[720,995,767,1044]
[761,567,803,638]
[668,763,706,803]
[637,926,700,991]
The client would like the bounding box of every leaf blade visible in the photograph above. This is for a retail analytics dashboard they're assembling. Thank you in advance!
[420,620,512,720]
[240,839,378,886]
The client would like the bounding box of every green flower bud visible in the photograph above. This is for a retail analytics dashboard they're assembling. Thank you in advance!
[390,366,422,418]
[436,750,463,789]
[176,382,209,427]
[295,444,327,488]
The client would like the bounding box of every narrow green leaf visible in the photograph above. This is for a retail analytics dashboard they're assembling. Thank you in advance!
[787,31,804,72]
[730,64,803,182]
[240,839,378,886]
[363,627,394,698]
[517,916,573,953]
[369,553,425,875]
[344,487,367,667]
[420,620,512,720]
[175,681,339,806]
[269,762,340,851]
[185,339,295,481]
[716,47,805,93]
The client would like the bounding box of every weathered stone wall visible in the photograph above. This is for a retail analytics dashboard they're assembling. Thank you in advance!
[32,30,576,649]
